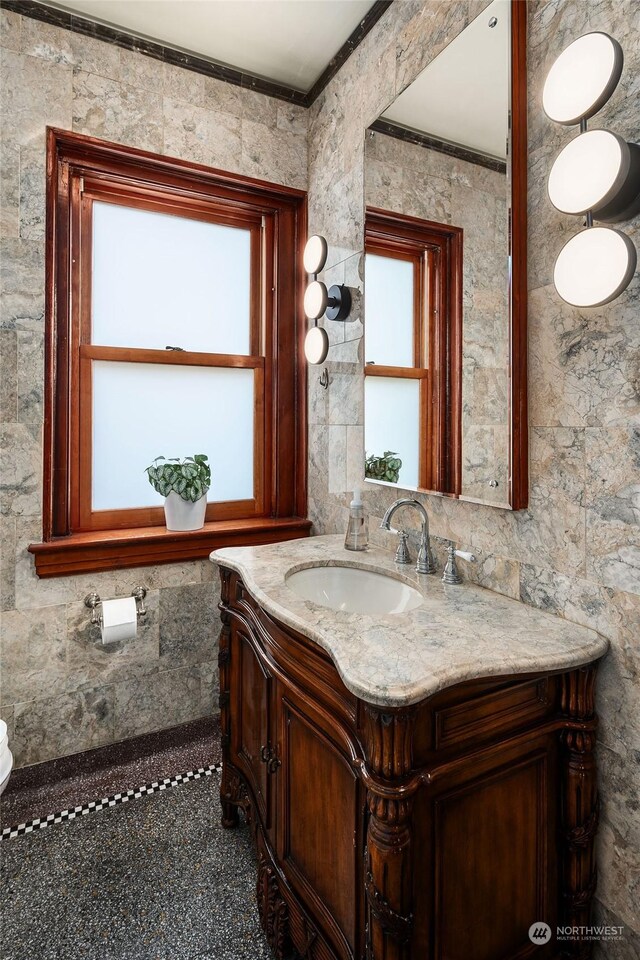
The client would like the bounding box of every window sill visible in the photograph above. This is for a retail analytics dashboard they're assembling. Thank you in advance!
[28,517,312,578]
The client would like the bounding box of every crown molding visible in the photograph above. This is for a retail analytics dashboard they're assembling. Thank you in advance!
[369,119,508,174]
[1,0,394,108]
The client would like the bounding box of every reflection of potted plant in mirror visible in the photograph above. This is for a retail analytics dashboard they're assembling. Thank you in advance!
[365,451,402,484]
[145,455,211,531]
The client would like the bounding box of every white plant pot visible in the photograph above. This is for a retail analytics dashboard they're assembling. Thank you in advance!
[163,491,207,531]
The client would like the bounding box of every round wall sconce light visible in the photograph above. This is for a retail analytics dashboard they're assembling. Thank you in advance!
[303,280,351,322]
[542,32,623,125]
[304,324,329,365]
[553,227,637,308]
[544,31,638,307]
[304,280,328,319]
[303,235,328,275]
[302,234,352,363]
[548,130,640,222]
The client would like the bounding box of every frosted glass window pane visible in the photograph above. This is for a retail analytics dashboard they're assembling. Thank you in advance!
[92,362,254,510]
[365,254,414,367]
[365,377,419,488]
[92,202,251,354]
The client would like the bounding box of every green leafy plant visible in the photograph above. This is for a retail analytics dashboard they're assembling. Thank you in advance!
[365,451,402,484]
[145,454,211,503]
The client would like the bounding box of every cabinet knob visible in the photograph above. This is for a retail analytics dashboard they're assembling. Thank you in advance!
[267,756,281,774]
[260,745,271,763]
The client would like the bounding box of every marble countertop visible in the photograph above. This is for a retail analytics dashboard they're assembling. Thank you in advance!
[211,536,609,707]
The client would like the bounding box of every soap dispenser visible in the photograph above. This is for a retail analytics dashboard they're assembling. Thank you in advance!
[344,488,368,551]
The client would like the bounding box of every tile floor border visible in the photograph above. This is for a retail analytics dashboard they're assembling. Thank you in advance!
[1,762,222,840]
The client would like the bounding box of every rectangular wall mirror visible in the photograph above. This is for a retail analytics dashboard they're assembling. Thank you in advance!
[363,0,527,509]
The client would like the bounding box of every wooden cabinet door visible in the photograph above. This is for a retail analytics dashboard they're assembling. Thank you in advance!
[412,732,560,960]
[274,680,364,960]
[229,620,273,835]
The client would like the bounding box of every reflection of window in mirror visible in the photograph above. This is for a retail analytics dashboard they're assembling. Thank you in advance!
[364,209,462,495]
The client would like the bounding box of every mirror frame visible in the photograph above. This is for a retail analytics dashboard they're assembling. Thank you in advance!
[363,0,528,510]
[510,0,528,510]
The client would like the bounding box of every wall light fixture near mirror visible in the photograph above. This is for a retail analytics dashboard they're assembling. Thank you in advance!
[544,32,640,308]
[362,0,527,509]
[302,235,351,364]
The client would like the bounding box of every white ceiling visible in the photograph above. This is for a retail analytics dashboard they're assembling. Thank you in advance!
[42,0,375,91]
[382,0,510,160]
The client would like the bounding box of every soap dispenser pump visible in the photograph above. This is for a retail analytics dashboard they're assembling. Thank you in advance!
[344,488,368,551]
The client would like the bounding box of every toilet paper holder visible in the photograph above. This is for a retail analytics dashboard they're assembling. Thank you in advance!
[84,587,147,626]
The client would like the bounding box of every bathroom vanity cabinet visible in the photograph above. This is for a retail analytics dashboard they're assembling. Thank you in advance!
[217,565,602,960]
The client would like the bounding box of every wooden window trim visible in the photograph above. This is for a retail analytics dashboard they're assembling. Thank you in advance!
[365,208,463,495]
[29,128,310,577]
[28,518,313,578]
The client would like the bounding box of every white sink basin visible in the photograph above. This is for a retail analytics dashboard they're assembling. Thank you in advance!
[286,564,423,615]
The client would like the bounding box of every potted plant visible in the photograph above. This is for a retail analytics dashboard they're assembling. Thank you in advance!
[365,451,402,484]
[145,454,211,531]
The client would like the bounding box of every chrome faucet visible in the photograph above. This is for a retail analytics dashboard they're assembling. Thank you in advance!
[380,498,434,574]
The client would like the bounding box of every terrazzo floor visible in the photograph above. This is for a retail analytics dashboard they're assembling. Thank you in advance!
[1,770,272,960]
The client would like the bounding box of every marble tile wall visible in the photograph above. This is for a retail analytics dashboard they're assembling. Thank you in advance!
[0,9,308,768]
[364,131,510,501]
[1,0,638,950]
[307,0,639,949]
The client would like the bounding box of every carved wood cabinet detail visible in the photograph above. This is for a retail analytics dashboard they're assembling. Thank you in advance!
[217,568,602,960]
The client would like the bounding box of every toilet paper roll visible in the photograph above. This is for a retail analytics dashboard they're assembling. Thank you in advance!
[101,596,137,644]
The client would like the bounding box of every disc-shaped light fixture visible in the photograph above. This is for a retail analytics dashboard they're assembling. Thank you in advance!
[543,32,623,125]
[553,227,636,307]
[303,235,328,274]
[302,239,351,363]
[304,280,328,319]
[304,325,329,365]
[548,130,640,221]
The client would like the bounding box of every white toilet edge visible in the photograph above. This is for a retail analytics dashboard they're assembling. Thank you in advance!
[0,749,13,795]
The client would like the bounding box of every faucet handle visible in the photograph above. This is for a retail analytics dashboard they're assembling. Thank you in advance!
[394,530,412,565]
[455,549,476,564]
[441,541,476,584]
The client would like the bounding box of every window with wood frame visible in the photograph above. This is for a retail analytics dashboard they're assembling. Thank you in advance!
[30,129,310,577]
[364,208,463,495]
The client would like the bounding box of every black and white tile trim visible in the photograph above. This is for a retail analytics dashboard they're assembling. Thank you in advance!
[1,762,223,841]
